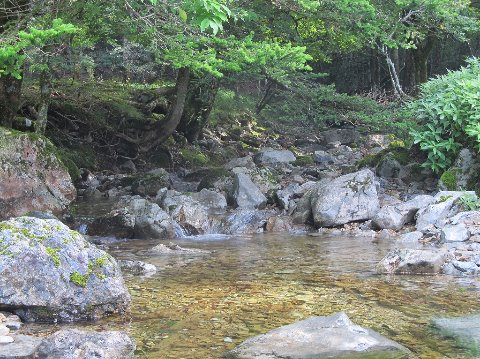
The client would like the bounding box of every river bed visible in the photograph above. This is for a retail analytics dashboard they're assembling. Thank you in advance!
[20,231,480,358]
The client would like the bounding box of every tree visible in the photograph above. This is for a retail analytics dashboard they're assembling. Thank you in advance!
[0,1,76,130]
[369,0,480,96]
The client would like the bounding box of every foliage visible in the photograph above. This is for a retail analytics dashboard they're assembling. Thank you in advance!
[410,57,480,172]
[459,193,480,211]
[261,75,413,136]
[0,19,77,79]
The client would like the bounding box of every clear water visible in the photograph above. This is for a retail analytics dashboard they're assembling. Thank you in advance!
[98,233,480,359]
[58,200,480,358]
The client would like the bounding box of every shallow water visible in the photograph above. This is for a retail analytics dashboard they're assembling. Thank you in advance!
[95,233,480,359]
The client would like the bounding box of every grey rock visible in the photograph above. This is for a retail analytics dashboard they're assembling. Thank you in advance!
[88,208,136,238]
[232,173,267,209]
[214,209,272,235]
[313,150,335,167]
[275,183,300,210]
[0,334,42,358]
[191,189,227,211]
[439,149,480,191]
[318,128,360,145]
[228,312,409,359]
[397,231,424,248]
[432,315,480,353]
[35,329,135,359]
[150,242,210,254]
[372,195,435,230]
[441,223,470,242]
[119,159,136,173]
[157,190,211,235]
[118,260,157,275]
[450,261,478,274]
[415,191,476,231]
[376,153,402,179]
[254,148,296,165]
[310,169,379,227]
[0,217,130,322]
[225,156,255,170]
[377,248,449,275]
[0,128,76,220]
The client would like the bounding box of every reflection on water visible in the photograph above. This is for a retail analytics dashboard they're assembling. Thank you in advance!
[102,233,480,359]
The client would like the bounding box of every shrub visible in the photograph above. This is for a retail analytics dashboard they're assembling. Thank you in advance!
[410,57,480,173]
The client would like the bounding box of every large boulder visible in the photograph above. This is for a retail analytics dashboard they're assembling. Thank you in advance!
[415,191,475,231]
[190,189,227,212]
[231,173,267,209]
[372,195,435,231]
[376,248,450,275]
[228,312,409,359]
[0,128,76,220]
[0,217,130,322]
[310,169,379,227]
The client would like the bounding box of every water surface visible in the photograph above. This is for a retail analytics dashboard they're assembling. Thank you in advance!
[99,233,480,358]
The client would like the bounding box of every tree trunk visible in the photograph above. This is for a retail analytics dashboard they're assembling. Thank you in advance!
[412,34,437,94]
[35,69,52,134]
[177,76,218,142]
[0,75,23,128]
[138,67,190,153]
[378,45,406,99]
[256,78,276,114]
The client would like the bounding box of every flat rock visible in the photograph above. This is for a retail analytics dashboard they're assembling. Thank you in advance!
[228,312,409,359]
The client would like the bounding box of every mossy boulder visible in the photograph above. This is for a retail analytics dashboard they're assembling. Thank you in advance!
[0,216,130,322]
[439,149,480,192]
[0,127,76,220]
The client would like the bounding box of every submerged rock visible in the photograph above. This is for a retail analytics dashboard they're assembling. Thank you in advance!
[432,315,480,354]
[228,312,409,359]
[0,127,76,220]
[34,329,135,359]
[118,259,157,275]
[0,217,130,322]
[150,242,210,254]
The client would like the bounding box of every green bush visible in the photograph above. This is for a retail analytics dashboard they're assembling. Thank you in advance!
[410,57,480,173]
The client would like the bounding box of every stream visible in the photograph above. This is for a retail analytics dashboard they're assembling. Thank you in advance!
[23,201,480,358]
